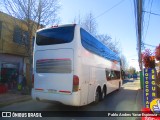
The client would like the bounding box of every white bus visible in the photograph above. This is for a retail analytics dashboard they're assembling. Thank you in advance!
[32,24,122,106]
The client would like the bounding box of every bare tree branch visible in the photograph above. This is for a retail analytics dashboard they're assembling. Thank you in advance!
[73,12,97,36]
[1,0,61,87]
[73,12,121,56]
[121,54,128,71]
[96,34,121,55]
[81,12,97,35]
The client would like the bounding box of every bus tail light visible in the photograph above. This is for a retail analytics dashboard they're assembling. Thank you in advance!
[32,74,34,88]
[73,75,79,92]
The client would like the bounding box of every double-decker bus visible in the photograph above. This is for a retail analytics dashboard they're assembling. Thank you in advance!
[32,24,121,106]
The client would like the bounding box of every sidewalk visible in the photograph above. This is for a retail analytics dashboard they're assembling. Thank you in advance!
[122,79,143,111]
[0,90,32,107]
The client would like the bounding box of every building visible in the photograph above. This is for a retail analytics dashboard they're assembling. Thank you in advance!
[0,11,37,92]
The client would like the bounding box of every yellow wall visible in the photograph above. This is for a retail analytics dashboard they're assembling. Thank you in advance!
[0,12,39,85]
[0,12,36,56]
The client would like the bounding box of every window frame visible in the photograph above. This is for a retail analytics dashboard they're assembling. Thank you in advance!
[105,69,120,81]
[13,25,29,45]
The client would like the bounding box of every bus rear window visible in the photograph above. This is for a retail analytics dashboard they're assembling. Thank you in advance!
[36,26,75,45]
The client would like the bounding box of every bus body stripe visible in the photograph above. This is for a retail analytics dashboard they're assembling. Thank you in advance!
[59,90,71,93]
[35,88,44,91]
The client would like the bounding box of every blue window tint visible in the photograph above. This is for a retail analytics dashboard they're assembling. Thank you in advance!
[80,28,120,62]
[36,26,75,45]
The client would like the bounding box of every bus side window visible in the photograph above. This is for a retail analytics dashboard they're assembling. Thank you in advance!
[115,71,120,79]
[110,71,116,80]
[105,69,111,80]
[111,71,120,80]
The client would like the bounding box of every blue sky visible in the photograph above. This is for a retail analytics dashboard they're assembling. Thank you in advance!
[143,0,160,50]
[1,0,158,70]
[59,0,160,71]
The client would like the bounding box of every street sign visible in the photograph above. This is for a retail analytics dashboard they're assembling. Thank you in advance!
[144,68,157,108]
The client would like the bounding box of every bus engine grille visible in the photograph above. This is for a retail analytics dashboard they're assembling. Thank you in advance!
[36,59,72,73]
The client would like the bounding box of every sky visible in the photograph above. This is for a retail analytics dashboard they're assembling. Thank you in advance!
[1,0,159,71]
[58,0,160,71]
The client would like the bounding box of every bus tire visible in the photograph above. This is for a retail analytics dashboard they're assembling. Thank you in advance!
[101,86,107,100]
[118,81,121,90]
[94,88,100,104]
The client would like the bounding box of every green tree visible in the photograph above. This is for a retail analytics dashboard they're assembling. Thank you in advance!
[127,66,136,74]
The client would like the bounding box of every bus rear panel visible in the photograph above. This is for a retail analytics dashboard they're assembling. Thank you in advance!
[32,25,81,106]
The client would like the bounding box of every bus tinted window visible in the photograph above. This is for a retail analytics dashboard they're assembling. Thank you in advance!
[80,28,120,62]
[110,71,120,80]
[36,26,75,45]
[106,70,120,80]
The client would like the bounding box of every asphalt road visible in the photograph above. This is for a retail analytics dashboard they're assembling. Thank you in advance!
[0,79,142,120]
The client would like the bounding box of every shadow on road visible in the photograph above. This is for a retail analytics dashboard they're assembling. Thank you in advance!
[45,89,142,112]
[0,79,142,120]
[44,79,142,112]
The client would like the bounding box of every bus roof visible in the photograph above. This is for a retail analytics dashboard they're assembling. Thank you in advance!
[80,28,120,62]
[36,24,120,62]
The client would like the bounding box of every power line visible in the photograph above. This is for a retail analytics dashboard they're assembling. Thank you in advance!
[92,0,125,20]
[143,43,156,47]
[143,0,153,42]
[143,10,160,16]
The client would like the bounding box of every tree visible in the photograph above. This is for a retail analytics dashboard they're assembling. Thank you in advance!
[73,13,121,54]
[127,66,136,75]
[120,54,128,71]
[73,12,97,36]
[142,49,155,68]
[2,0,61,88]
[3,0,60,27]
[2,0,61,59]
[81,12,97,36]
[96,34,121,55]
[73,14,82,25]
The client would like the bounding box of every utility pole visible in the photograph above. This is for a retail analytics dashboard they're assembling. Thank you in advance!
[136,0,143,70]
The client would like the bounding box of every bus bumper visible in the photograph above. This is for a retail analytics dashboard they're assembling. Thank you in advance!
[31,89,81,106]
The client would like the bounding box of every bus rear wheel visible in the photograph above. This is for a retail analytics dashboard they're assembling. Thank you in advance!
[118,81,121,90]
[101,87,107,100]
[94,89,100,104]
